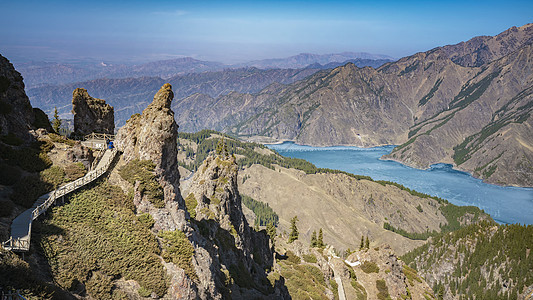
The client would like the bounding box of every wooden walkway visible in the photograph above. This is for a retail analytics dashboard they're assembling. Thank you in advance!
[1,148,118,252]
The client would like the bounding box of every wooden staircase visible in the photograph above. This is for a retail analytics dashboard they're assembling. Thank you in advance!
[2,148,118,252]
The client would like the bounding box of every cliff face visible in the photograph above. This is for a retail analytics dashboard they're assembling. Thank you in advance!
[72,88,114,136]
[0,54,35,141]
[115,83,185,231]
[184,154,287,299]
[115,84,287,299]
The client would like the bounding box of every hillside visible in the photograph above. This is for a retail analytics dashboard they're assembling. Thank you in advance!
[172,23,533,187]
[402,221,533,299]
[177,130,490,256]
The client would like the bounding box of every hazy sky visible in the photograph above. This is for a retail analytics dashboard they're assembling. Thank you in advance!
[1,0,532,64]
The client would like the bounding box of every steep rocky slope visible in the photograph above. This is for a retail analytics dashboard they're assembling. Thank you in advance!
[0,54,36,141]
[173,23,533,186]
[72,88,114,135]
[113,84,288,298]
[402,221,533,299]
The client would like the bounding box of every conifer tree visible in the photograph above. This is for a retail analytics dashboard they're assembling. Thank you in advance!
[288,216,299,243]
[266,221,276,247]
[52,107,62,134]
[360,235,365,250]
[318,228,324,248]
[311,230,317,247]
[365,235,370,249]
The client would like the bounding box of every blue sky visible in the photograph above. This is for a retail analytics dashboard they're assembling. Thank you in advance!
[1,0,531,64]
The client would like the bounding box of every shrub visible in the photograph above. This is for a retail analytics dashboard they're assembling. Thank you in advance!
[138,286,152,297]
[0,144,52,172]
[40,166,65,188]
[119,159,164,208]
[303,253,317,263]
[285,250,301,265]
[376,279,390,300]
[64,162,86,181]
[184,193,198,218]
[138,213,155,228]
[361,261,380,274]
[158,230,198,282]
[39,182,169,297]
[10,174,50,208]
[48,133,76,146]
[85,271,113,299]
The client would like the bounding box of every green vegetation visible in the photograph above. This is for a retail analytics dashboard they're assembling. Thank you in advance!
[0,249,60,299]
[288,215,299,243]
[39,182,169,298]
[402,265,422,286]
[402,221,533,299]
[329,279,339,300]
[48,133,76,146]
[279,254,329,300]
[376,279,391,300]
[241,194,279,226]
[52,107,62,134]
[311,230,317,247]
[317,228,325,248]
[184,193,198,218]
[0,140,52,172]
[119,159,165,208]
[64,162,87,181]
[159,230,198,282]
[303,253,318,263]
[266,222,277,247]
[360,261,380,274]
[418,78,443,106]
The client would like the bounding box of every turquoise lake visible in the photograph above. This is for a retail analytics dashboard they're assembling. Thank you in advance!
[267,142,533,225]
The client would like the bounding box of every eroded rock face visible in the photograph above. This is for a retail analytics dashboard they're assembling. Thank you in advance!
[72,88,114,136]
[0,54,35,142]
[185,153,287,299]
[115,83,185,231]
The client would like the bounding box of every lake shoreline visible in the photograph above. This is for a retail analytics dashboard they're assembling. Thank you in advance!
[267,141,533,225]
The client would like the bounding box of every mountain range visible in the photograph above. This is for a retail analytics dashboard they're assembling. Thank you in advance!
[26,60,391,126]
[170,23,533,187]
[17,52,393,89]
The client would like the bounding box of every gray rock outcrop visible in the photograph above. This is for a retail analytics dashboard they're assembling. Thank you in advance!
[72,88,114,136]
[0,54,35,142]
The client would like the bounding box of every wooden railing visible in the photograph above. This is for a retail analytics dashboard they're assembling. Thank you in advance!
[32,149,117,220]
[2,149,118,252]
[1,237,30,253]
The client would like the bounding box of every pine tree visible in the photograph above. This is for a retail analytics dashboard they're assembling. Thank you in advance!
[360,236,365,250]
[317,228,324,248]
[266,222,276,247]
[365,235,370,249]
[311,230,317,247]
[288,216,299,243]
[52,107,62,134]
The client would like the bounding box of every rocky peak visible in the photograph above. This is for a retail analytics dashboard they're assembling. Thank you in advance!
[72,88,114,136]
[0,54,35,141]
[116,83,180,185]
[115,83,185,232]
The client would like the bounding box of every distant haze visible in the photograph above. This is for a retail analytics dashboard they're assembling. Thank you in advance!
[1,0,532,64]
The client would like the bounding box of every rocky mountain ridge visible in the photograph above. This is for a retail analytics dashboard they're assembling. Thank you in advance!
[172,23,533,186]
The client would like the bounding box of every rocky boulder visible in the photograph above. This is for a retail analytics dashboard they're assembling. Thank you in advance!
[72,88,114,136]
